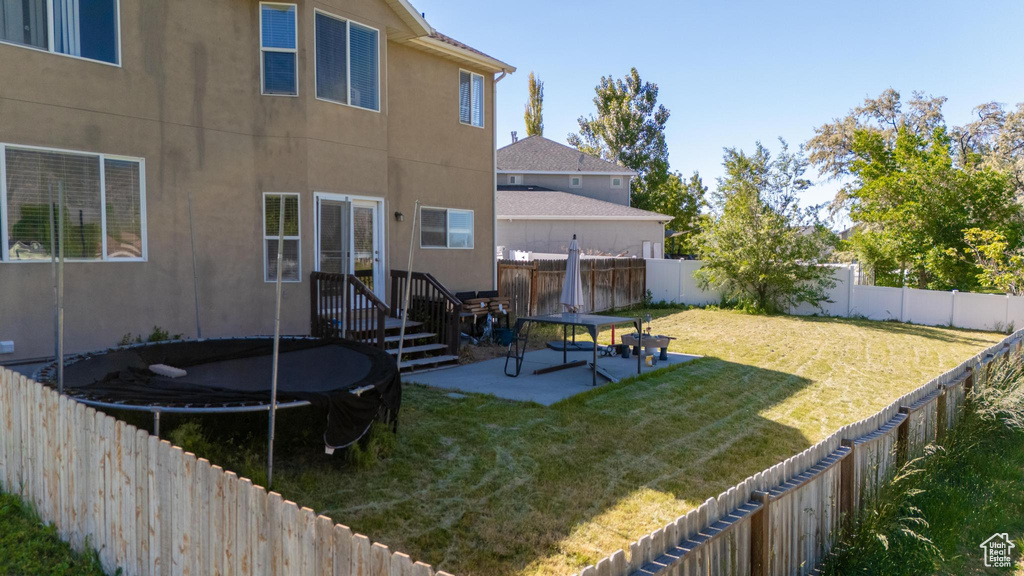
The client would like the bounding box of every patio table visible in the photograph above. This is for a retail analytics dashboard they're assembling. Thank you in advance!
[505,313,641,386]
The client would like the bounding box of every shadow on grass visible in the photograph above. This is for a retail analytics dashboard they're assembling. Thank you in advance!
[138,356,813,576]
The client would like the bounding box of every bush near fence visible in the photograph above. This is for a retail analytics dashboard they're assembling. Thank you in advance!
[497,258,646,318]
[571,331,1024,576]
[0,369,447,576]
[647,259,1024,333]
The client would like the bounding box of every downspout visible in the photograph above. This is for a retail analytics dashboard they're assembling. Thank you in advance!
[493,69,508,289]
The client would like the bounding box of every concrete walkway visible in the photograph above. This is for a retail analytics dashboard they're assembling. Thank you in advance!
[406,348,700,405]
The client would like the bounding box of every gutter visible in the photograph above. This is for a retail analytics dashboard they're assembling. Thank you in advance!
[493,69,508,289]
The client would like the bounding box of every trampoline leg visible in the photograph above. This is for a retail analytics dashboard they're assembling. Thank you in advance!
[153,411,161,438]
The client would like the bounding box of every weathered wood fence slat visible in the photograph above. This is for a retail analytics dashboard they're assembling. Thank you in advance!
[0,368,443,576]
[497,258,647,318]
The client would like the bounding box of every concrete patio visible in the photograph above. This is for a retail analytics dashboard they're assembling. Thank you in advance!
[406,348,701,405]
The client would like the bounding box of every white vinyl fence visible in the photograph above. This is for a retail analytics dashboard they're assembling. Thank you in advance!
[647,259,1024,332]
[0,368,446,576]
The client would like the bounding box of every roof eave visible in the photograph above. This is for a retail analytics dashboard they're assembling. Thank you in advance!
[497,169,637,176]
[385,0,432,37]
[408,36,516,74]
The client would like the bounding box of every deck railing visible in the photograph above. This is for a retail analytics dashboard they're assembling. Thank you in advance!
[309,272,389,348]
[389,270,462,356]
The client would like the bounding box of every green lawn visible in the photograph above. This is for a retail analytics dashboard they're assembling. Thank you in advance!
[0,492,108,576]
[173,308,1003,576]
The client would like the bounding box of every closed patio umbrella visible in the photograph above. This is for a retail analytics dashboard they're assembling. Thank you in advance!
[560,234,585,314]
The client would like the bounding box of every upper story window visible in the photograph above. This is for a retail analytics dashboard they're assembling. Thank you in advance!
[569,176,582,188]
[315,10,380,111]
[611,176,624,189]
[0,0,120,65]
[459,70,484,127]
[1,144,146,262]
[508,175,522,185]
[260,3,298,96]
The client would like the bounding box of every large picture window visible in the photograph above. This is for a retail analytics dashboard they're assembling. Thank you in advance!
[260,3,298,96]
[420,207,473,249]
[263,193,301,282]
[1,144,146,262]
[459,70,484,127]
[0,0,119,64]
[315,11,379,111]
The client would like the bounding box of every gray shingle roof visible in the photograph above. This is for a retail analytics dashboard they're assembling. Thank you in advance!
[497,136,636,174]
[497,190,667,221]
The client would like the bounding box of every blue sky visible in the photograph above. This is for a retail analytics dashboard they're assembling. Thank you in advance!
[416,0,1024,219]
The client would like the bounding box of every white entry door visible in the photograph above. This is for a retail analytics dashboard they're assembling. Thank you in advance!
[315,194,385,300]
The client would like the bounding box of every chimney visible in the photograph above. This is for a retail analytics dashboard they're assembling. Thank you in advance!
[511,131,518,143]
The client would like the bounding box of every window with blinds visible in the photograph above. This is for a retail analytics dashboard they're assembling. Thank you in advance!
[420,207,473,249]
[0,0,119,64]
[314,11,379,111]
[264,193,301,282]
[1,144,146,262]
[260,3,297,96]
[459,70,484,127]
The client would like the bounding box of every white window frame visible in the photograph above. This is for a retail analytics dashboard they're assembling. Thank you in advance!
[569,175,583,189]
[419,206,474,250]
[259,2,299,97]
[611,176,624,189]
[0,142,147,263]
[459,69,485,128]
[262,192,302,283]
[507,175,523,185]
[0,0,122,67]
[313,9,381,113]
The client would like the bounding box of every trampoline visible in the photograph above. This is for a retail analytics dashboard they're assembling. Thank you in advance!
[36,337,401,450]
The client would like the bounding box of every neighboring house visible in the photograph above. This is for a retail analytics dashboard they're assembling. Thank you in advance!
[496,187,668,258]
[0,0,513,362]
[495,136,667,257]
[497,135,636,205]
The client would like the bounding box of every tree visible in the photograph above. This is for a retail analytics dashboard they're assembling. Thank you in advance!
[524,71,544,137]
[841,126,1019,289]
[657,172,707,255]
[568,68,670,211]
[959,229,1024,296]
[807,89,1024,289]
[695,141,837,313]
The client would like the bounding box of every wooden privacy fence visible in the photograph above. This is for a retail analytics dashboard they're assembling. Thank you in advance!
[497,258,646,318]
[0,369,447,576]
[571,331,1024,576]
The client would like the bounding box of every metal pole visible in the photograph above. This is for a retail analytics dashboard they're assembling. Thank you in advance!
[396,200,419,369]
[48,184,58,379]
[341,205,348,338]
[187,186,202,339]
[57,182,65,394]
[267,195,286,488]
[153,411,161,438]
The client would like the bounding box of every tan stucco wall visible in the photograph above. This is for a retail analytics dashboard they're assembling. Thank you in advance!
[0,0,499,361]
[496,219,664,258]
[500,173,632,205]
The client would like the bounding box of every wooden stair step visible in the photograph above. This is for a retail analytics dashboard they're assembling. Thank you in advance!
[361,332,436,345]
[397,355,459,370]
[387,343,448,355]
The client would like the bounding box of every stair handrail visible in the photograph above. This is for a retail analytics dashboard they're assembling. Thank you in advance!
[390,270,463,356]
[310,271,390,348]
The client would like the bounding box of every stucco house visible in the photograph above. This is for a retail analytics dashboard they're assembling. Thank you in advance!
[496,135,668,258]
[0,0,513,362]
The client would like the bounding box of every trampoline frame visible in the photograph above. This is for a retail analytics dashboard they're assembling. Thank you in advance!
[31,336,360,435]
